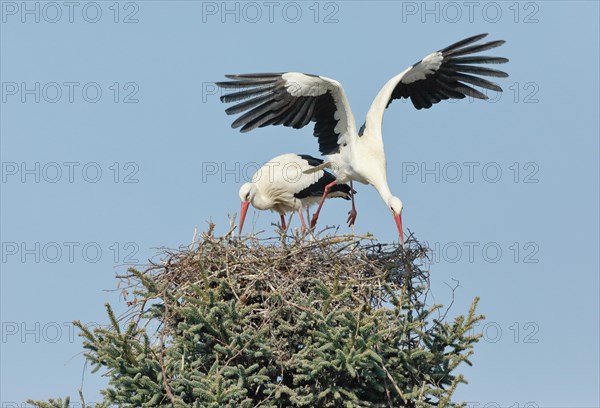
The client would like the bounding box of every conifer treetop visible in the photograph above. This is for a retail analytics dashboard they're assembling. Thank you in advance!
[29,226,484,408]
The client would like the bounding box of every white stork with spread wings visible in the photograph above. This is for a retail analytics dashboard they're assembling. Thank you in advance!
[217,33,509,244]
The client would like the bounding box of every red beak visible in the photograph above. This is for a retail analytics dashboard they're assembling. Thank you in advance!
[239,201,250,235]
[394,213,404,247]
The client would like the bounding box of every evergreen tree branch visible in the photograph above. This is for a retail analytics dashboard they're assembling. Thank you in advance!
[29,227,484,407]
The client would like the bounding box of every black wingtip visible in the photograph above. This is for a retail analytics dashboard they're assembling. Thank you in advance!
[215,81,242,89]
[459,33,489,43]
[240,123,256,133]
[445,39,507,58]
[485,39,506,49]
[226,73,284,80]
[440,33,488,53]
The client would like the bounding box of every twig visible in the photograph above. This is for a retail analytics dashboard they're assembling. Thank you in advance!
[380,361,408,405]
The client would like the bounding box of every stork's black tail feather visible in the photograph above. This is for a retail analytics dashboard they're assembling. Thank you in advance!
[329,183,355,200]
[294,170,355,200]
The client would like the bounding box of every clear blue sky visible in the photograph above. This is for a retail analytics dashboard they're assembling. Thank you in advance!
[1,1,598,406]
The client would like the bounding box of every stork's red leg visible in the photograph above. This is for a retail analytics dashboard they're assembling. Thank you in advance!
[298,210,307,233]
[347,181,357,227]
[280,214,287,230]
[310,180,337,228]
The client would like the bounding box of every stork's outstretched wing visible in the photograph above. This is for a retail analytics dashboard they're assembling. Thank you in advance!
[364,33,508,135]
[215,73,357,155]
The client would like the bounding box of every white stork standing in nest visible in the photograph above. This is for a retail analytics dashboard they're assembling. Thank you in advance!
[217,33,509,244]
[238,153,354,234]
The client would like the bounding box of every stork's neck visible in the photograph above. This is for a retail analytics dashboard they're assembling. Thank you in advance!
[372,177,394,207]
[250,188,272,211]
[364,67,411,137]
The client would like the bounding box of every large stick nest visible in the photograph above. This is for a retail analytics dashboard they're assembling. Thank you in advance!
[127,225,432,319]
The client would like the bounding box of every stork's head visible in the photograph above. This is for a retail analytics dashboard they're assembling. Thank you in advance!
[238,183,256,235]
[388,196,404,246]
[239,182,255,203]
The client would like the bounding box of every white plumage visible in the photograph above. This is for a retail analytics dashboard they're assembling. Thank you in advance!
[238,153,353,234]
[218,34,508,244]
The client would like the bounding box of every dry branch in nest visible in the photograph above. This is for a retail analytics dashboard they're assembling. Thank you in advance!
[142,227,428,317]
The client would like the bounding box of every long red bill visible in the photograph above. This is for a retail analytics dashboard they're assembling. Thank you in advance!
[394,213,404,247]
[239,201,250,235]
